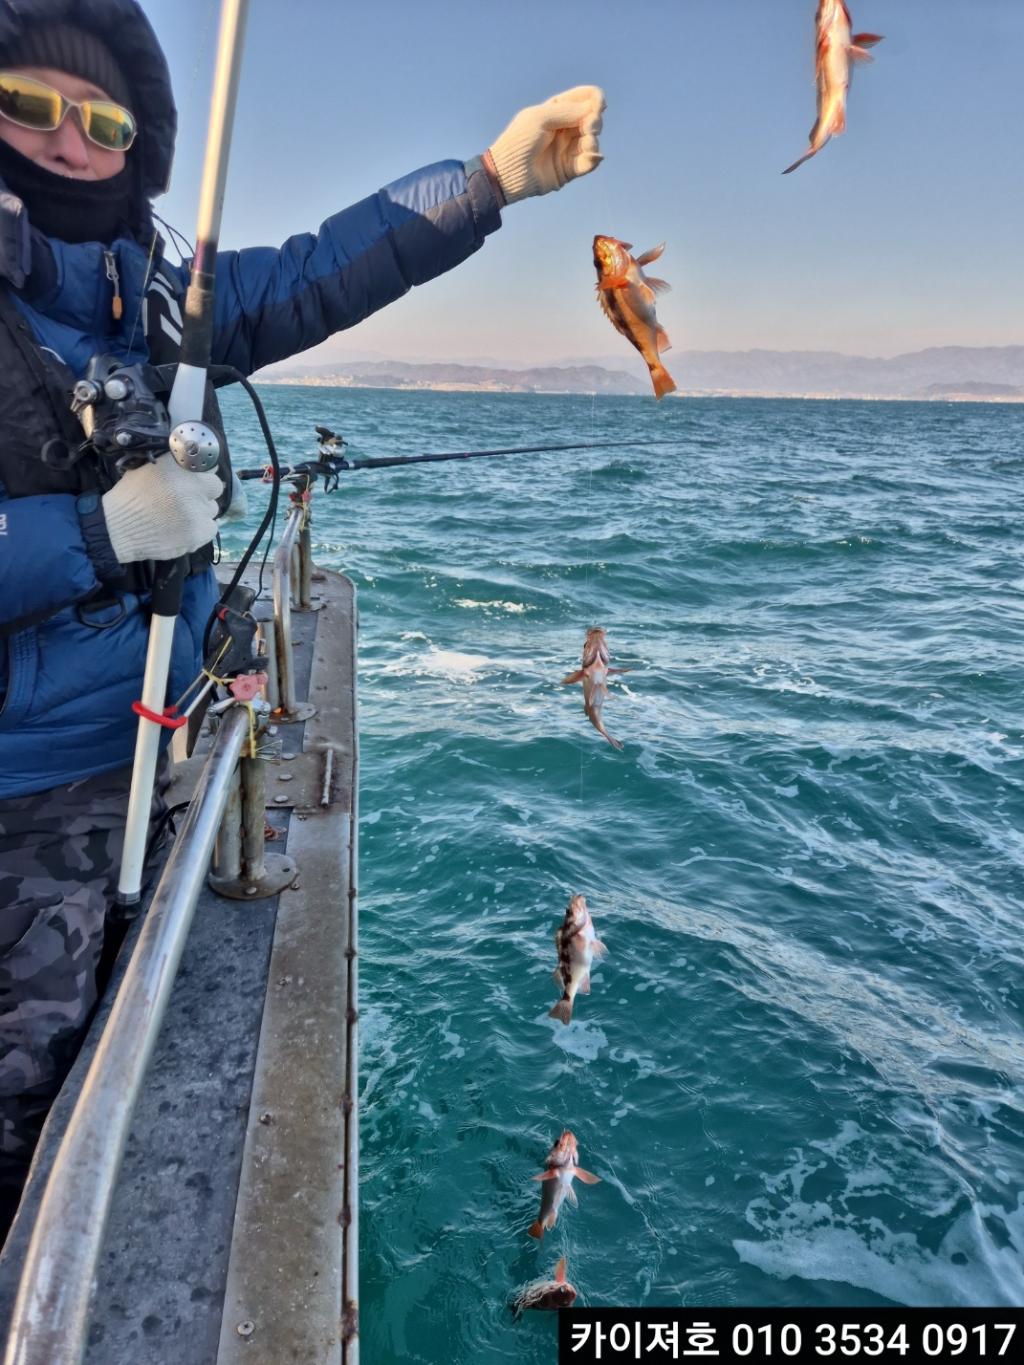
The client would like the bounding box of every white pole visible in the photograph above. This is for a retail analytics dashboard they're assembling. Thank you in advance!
[116,0,251,904]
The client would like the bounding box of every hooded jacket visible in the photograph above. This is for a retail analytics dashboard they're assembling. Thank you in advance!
[0,0,502,798]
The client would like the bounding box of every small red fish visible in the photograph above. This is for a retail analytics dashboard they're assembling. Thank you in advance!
[549,894,608,1026]
[562,627,630,751]
[512,1256,577,1313]
[783,1,883,174]
[593,235,677,399]
[527,1130,601,1239]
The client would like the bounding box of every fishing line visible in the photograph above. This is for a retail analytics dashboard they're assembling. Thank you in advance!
[125,1,217,356]
[579,395,600,809]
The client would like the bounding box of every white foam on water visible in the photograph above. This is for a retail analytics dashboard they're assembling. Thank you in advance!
[441,1016,465,1059]
[543,1015,608,1062]
[453,598,530,613]
[379,644,492,682]
[737,1118,1024,1306]
[735,1194,1024,1307]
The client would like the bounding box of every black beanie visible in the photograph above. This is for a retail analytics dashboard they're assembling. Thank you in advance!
[0,22,132,110]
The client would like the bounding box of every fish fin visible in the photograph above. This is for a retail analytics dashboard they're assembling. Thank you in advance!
[597,276,630,291]
[848,45,874,63]
[552,966,564,985]
[645,276,671,295]
[852,32,883,46]
[531,1169,559,1182]
[592,939,608,958]
[573,1167,602,1185]
[527,1220,544,1240]
[579,973,591,995]
[566,1185,578,1207]
[548,998,573,1025]
[633,242,665,267]
[554,1257,568,1284]
[650,363,677,402]
[831,105,847,134]
[655,326,672,354]
[607,666,632,675]
[561,669,584,685]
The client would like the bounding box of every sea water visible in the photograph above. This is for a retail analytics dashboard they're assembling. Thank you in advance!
[218,387,1024,1362]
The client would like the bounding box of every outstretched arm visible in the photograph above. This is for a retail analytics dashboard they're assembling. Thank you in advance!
[197,87,605,376]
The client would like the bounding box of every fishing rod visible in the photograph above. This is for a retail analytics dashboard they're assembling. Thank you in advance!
[235,434,675,484]
[117,0,250,907]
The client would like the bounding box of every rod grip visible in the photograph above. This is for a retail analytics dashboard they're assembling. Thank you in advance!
[150,557,187,618]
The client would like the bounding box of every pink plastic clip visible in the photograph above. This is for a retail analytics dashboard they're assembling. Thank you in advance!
[229,673,268,703]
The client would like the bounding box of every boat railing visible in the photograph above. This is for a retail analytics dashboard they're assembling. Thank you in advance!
[271,500,316,722]
[3,705,251,1365]
[3,491,327,1365]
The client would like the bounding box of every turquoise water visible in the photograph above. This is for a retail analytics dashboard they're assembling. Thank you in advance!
[221,388,1024,1361]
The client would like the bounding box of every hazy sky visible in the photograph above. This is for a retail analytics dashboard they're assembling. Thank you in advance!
[146,0,1023,367]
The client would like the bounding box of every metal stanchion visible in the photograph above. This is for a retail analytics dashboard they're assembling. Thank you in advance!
[272,506,315,724]
[298,522,313,610]
[208,742,296,900]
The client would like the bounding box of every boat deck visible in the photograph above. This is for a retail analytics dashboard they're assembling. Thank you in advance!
[0,564,359,1365]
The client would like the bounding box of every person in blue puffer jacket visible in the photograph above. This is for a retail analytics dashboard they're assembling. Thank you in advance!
[0,0,605,1237]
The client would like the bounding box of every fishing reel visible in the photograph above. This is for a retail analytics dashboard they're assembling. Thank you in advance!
[53,355,222,479]
[310,423,348,492]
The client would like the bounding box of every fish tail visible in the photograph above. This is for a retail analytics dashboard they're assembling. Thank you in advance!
[782,141,825,175]
[548,998,573,1025]
[596,721,624,751]
[650,362,677,400]
[527,1219,544,1240]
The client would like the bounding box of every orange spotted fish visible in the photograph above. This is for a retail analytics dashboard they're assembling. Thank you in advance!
[593,235,676,400]
[527,1130,601,1239]
[562,627,630,751]
[549,894,608,1026]
[511,1257,577,1314]
[783,1,883,174]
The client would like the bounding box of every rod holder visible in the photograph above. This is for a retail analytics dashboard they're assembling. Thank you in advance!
[208,749,297,901]
[260,619,280,711]
[271,505,316,724]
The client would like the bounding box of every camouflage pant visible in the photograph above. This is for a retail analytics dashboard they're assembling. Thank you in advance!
[0,763,168,1230]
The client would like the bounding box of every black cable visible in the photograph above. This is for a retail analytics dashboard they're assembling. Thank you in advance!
[151,211,196,263]
[202,366,281,655]
[145,799,191,866]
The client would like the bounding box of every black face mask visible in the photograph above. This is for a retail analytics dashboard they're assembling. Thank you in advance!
[0,136,139,245]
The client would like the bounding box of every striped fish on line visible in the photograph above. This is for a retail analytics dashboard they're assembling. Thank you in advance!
[593,235,677,399]
[549,893,608,1026]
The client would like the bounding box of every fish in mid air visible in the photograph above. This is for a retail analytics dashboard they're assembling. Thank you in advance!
[527,1130,601,1239]
[593,235,677,400]
[549,894,608,1025]
[562,627,630,751]
[511,1256,577,1314]
[783,1,883,174]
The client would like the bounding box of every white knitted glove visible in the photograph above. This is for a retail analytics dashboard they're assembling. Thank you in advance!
[101,456,222,563]
[488,85,605,204]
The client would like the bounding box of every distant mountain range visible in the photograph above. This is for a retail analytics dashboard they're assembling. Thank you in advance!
[256,346,1024,401]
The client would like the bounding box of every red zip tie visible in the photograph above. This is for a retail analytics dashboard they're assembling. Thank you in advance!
[131,701,188,729]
